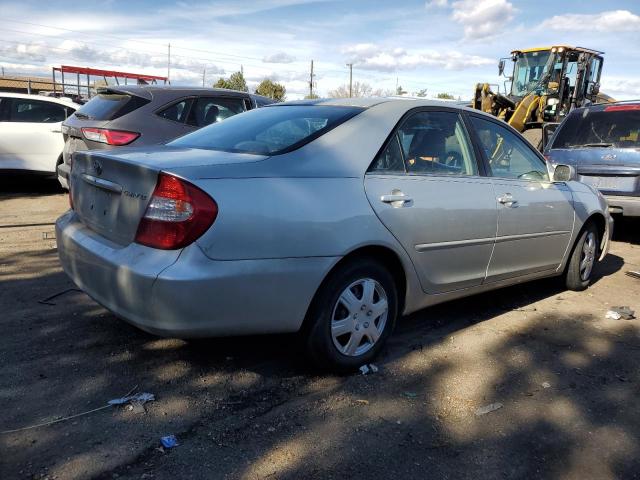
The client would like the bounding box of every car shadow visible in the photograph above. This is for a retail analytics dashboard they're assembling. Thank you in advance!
[0,172,64,197]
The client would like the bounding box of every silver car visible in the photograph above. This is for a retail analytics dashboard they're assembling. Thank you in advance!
[56,99,613,370]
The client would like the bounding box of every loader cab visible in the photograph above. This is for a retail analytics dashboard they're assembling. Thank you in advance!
[505,46,605,122]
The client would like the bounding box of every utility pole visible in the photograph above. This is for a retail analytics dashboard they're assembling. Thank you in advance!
[346,63,353,97]
[202,67,206,87]
[241,64,244,75]
[167,43,171,82]
[309,60,315,98]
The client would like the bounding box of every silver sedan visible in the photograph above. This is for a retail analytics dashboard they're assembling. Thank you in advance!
[56,98,613,370]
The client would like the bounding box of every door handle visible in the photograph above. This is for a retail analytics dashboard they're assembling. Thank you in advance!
[50,129,62,133]
[497,193,518,207]
[381,194,412,203]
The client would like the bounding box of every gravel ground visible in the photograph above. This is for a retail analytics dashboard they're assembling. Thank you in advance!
[1,174,639,480]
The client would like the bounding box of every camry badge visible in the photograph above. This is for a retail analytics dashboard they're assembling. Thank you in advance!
[602,154,617,161]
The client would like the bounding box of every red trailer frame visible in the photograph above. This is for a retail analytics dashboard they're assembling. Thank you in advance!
[52,65,169,99]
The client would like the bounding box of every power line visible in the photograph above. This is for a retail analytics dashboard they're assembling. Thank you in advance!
[0,18,272,63]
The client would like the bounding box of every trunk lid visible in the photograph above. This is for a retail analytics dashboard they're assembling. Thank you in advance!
[69,147,268,245]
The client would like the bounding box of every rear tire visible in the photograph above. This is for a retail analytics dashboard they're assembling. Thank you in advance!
[565,222,600,291]
[303,258,398,372]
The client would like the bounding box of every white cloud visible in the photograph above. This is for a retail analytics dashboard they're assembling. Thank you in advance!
[0,43,47,63]
[538,10,640,32]
[601,77,640,100]
[343,43,494,72]
[425,0,448,8]
[262,52,296,64]
[451,0,515,40]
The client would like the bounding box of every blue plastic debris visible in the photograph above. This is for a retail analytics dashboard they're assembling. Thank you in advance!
[161,435,179,448]
[108,393,155,406]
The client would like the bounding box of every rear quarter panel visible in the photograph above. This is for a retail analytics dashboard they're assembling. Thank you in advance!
[190,177,404,260]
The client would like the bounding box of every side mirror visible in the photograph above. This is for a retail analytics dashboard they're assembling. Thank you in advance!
[498,59,505,76]
[552,164,576,182]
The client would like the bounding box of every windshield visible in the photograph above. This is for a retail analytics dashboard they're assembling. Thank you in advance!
[552,107,640,149]
[511,50,556,97]
[169,105,363,155]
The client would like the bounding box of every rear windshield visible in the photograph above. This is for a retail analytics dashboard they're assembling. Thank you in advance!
[169,105,363,155]
[74,93,149,121]
[552,106,640,149]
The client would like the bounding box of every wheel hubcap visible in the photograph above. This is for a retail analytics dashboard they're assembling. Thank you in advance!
[331,278,388,357]
[579,231,597,281]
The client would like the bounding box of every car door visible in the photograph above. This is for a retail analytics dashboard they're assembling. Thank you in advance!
[468,115,574,282]
[364,109,497,294]
[0,97,68,173]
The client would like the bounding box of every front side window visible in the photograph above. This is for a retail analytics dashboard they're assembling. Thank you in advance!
[471,116,549,181]
[6,98,67,123]
[169,105,363,155]
[187,97,246,127]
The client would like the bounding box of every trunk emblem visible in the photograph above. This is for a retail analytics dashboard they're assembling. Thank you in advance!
[91,159,103,176]
[602,154,617,161]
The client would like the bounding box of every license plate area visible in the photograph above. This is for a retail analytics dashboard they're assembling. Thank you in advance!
[581,175,636,192]
[76,180,121,235]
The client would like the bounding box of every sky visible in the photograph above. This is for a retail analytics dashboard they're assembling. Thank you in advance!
[1,0,639,100]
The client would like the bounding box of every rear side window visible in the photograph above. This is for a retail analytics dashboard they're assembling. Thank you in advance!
[370,111,478,176]
[169,105,363,155]
[157,99,193,123]
[552,107,640,149]
[4,98,68,123]
[75,93,149,120]
[186,97,246,127]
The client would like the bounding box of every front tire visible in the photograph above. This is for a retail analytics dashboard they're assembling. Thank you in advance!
[303,259,398,372]
[565,222,599,291]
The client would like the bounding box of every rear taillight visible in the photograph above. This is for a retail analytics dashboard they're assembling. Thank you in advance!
[135,173,217,250]
[81,127,140,146]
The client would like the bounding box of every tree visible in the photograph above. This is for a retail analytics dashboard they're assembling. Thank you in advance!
[304,93,320,99]
[415,88,428,97]
[328,81,373,98]
[255,79,286,101]
[436,92,455,99]
[395,85,407,96]
[214,71,248,92]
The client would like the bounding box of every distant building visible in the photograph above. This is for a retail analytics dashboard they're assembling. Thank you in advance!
[0,75,56,95]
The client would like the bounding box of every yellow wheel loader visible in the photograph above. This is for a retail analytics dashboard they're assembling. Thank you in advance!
[472,46,614,149]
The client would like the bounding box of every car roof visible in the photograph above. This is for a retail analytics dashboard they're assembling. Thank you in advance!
[98,85,253,100]
[0,91,80,107]
[271,97,474,110]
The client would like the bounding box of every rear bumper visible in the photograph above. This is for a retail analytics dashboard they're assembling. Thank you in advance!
[56,211,335,338]
[605,195,640,217]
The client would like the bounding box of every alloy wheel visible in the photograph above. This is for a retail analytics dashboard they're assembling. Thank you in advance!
[580,231,597,281]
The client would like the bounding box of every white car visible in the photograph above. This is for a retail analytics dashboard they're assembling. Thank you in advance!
[0,92,78,178]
